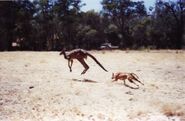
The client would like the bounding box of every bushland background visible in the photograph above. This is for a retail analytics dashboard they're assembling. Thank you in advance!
[0,0,184,51]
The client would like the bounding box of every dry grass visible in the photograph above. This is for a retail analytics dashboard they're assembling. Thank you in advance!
[161,104,185,117]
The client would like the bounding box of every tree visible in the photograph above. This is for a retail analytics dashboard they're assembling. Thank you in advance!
[151,0,185,49]
[14,0,35,50]
[101,0,147,48]
[0,1,35,51]
[163,0,184,49]
[130,17,152,49]
[52,0,84,49]
[76,10,105,49]
[0,1,17,50]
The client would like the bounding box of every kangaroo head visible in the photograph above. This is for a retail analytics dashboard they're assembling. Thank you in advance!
[59,49,66,55]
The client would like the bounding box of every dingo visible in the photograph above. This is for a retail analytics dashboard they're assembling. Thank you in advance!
[112,72,144,87]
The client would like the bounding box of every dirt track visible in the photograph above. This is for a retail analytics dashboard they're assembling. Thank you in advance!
[0,50,185,121]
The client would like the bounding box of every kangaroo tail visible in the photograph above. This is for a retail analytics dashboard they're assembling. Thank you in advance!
[86,52,108,72]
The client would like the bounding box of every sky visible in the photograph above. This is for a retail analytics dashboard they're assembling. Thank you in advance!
[81,0,156,12]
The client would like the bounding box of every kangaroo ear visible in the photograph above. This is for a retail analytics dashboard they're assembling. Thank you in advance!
[59,51,63,55]
[112,73,114,78]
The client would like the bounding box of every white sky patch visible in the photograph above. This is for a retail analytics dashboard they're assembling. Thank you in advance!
[81,0,156,12]
[81,0,102,12]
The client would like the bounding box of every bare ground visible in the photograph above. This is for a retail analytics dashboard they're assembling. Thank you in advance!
[0,50,185,121]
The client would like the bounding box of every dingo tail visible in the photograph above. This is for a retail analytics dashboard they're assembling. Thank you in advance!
[131,73,144,85]
[131,73,139,79]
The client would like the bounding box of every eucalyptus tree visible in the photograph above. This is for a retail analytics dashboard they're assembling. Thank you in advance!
[150,0,184,49]
[52,0,84,49]
[76,10,105,49]
[101,0,147,48]
[0,1,16,50]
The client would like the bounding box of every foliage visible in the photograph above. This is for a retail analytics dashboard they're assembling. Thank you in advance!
[0,0,184,51]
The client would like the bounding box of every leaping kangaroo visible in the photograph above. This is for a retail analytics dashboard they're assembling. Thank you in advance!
[60,49,108,74]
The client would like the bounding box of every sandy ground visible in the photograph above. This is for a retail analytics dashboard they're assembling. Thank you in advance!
[0,50,185,121]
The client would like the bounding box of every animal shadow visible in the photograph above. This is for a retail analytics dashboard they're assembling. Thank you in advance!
[117,83,139,89]
[124,83,139,89]
[72,78,98,83]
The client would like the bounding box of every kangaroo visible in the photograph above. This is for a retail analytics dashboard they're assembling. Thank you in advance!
[60,49,108,74]
[112,72,144,87]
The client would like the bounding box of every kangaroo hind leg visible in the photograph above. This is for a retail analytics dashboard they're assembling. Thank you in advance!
[77,58,89,74]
